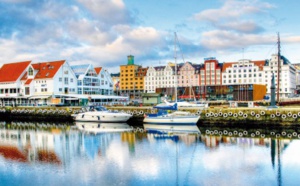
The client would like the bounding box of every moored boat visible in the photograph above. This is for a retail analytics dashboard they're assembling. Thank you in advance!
[143,103,200,125]
[74,106,132,123]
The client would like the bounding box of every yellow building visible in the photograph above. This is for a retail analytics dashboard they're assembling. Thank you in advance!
[120,55,147,99]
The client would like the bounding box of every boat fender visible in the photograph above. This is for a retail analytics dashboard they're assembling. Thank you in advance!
[281,131,286,136]
[223,113,228,118]
[293,114,297,119]
[261,134,265,138]
[233,113,238,118]
[293,132,297,136]
[255,114,260,118]
[243,114,248,118]
[82,114,84,118]
[281,114,287,119]
[98,124,100,128]
[288,134,292,138]
[97,116,100,120]
[82,125,84,128]
[260,110,265,116]
[250,111,256,116]
[276,112,281,116]
[287,112,292,117]
[238,111,243,116]
[270,114,275,118]
[298,112,300,117]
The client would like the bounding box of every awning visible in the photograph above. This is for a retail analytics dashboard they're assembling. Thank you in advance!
[29,95,51,99]
[65,98,79,100]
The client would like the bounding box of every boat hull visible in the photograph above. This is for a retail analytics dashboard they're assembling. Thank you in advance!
[75,112,132,123]
[143,115,200,125]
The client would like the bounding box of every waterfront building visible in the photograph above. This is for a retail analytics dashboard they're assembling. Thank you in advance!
[120,55,147,100]
[94,67,114,95]
[293,64,300,94]
[197,57,222,100]
[222,59,266,100]
[26,60,78,106]
[0,61,31,106]
[111,73,120,95]
[177,62,201,99]
[145,63,175,94]
[71,64,100,95]
[263,54,296,98]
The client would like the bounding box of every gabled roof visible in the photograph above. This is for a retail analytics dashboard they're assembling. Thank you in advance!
[0,61,31,82]
[25,79,33,85]
[94,67,102,75]
[20,72,28,80]
[32,60,65,79]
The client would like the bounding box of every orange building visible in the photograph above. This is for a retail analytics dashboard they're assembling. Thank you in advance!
[120,55,147,99]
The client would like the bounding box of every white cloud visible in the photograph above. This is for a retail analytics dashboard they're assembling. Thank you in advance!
[77,0,132,26]
[193,0,274,33]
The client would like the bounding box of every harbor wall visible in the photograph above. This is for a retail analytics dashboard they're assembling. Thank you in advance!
[1,106,300,126]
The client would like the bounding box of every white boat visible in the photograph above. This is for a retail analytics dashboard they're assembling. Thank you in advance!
[76,122,133,134]
[74,106,132,122]
[143,103,200,125]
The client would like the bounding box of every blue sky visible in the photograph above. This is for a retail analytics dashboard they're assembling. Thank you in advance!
[0,0,300,73]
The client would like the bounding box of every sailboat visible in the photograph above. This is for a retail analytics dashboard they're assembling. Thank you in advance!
[143,33,200,125]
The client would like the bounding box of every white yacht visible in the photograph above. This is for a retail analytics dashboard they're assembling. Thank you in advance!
[74,106,132,123]
[143,103,200,125]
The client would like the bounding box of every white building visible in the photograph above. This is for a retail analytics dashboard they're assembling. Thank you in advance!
[22,60,78,105]
[222,54,296,99]
[0,61,31,106]
[95,67,114,95]
[71,64,100,95]
[145,62,176,93]
[222,59,265,85]
[263,54,296,98]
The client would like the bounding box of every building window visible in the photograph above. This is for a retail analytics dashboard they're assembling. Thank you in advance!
[28,67,33,76]
[59,77,62,82]
[64,77,68,85]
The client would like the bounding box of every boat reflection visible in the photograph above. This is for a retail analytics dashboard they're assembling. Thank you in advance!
[76,122,133,134]
[143,124,200,134]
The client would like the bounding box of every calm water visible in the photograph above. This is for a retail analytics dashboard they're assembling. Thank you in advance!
[1,121,300,186]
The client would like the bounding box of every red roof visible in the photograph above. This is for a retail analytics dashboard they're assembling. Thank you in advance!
[94,67,102,75]
[222,62,236,72]
[0,61,31,82]
[20,72,28,80]
[32,60,65,79]
[25,79,33,85]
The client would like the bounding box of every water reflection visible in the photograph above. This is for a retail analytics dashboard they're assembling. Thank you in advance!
[0,121,300,185]
[76,122,133,134]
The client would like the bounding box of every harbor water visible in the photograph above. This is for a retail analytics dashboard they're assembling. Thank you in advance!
[0,121,300,185]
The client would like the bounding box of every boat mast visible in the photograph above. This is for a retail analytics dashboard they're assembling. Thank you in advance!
[174,32,178,102]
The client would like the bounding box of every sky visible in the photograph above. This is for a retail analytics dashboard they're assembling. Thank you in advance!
[0,0,300,73]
